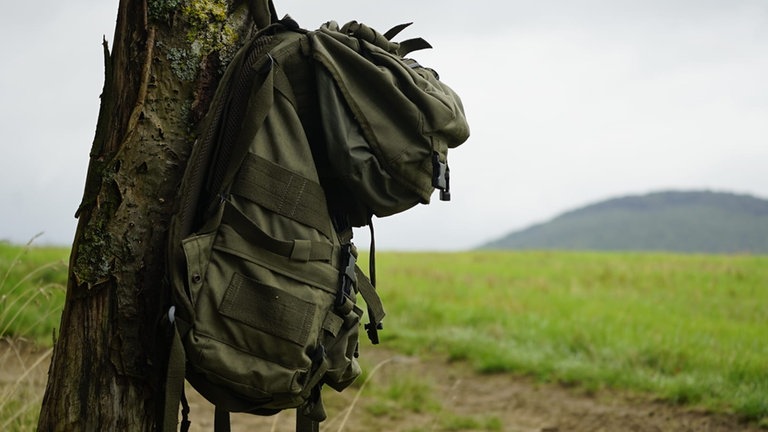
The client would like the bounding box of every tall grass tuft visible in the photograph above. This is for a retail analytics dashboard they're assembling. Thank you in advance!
[0,237,68,431]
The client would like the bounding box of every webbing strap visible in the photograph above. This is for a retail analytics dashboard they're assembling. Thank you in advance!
[361,221,384,344]
[356,268,385,329]
[163,321,188,432]
[397,37,433,56]
[223,202,335,262]
[382,22,412,40]
[231,153,334,239]
[213,407,231,432]
[296,410,319,432]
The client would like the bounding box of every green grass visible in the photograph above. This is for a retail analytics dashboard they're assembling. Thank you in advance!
[360,250,768,425]
[365,371,441,417]
[0,239,68,432]
[2,244,767,427]
[0,240,68,345]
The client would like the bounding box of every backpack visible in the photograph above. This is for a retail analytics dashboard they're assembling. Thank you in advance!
[162,3,469,431]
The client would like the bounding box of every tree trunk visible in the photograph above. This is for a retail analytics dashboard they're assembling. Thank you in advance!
[38,1,260,429]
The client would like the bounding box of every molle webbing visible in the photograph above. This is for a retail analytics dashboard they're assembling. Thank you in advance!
[230,153,334,240]
[222,202,335,263]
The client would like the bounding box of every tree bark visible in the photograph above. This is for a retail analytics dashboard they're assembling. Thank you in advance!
[38,1,258,430]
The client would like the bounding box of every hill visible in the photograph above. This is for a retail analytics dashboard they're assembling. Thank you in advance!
[481,190,768,253]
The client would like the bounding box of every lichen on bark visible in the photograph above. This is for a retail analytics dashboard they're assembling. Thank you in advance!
[154,0,251,82]
[147,0,184,22]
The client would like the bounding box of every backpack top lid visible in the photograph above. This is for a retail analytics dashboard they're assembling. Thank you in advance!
[311,21,470,218]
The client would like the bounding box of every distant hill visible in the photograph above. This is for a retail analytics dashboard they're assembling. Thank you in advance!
[481,190,768,253]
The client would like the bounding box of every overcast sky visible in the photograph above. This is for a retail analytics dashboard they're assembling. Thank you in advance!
[1,1,766,250]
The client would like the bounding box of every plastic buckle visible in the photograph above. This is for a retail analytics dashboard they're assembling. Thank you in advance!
[336,244,357,307]
[365,320,383,345]
[431,152,451,201]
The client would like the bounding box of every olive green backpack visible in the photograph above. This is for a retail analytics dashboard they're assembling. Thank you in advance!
[163,3,469,431]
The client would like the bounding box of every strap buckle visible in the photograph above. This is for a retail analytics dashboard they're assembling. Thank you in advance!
[336,244,357,308]
[365,319,383,345]
[432,152,451,201]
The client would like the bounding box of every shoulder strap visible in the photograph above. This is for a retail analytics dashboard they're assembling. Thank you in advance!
[162,318,190,432]
[203,21,303,219]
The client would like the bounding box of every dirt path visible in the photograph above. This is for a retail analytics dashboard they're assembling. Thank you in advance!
[185,346,760,432]
[2,340,761,431]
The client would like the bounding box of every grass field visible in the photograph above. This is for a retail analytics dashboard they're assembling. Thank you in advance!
[0,240,68,431]
[0,240,67,345]
[1,242,767,427]
[362,251,768,425]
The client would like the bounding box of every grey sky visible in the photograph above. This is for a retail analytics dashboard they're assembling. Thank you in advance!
[1,1,766,250]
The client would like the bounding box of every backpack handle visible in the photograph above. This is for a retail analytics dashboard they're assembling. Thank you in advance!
[247,0,278,29]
